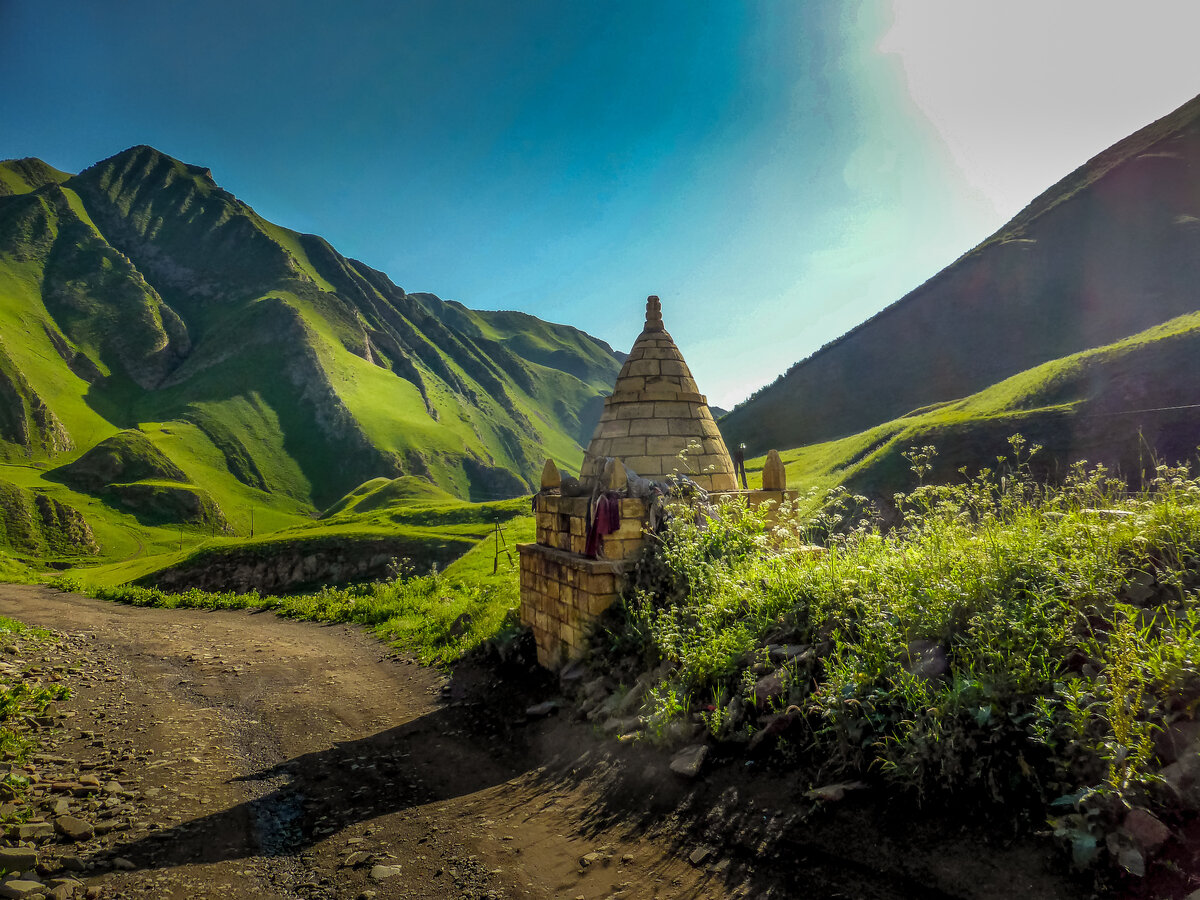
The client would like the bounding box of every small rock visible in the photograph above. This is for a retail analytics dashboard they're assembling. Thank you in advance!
[579,851,603,868]
[751,671,785,707]
[17,822,54,841]
[660,720,703,745]
[54,816,94,843]
[111,857,136,870]
[1122,571,1156,604]
[75,776,100,790]
[805,781,868,803]
[0,880,47,900]
[1156,719,1200,764]
[342,851,370,868]
[558,661,587,689]
[669,744,708,779]
[524,701,558,718]
[1116,845,1145,877]
[368,864,402,881]
[615,682,647,716]
[688,847,711,866]
[581,676,609,703]
[767,643,812,665]
[0,848,38,872]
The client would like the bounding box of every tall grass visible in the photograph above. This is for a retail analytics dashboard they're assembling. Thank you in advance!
[609,438,1200,868]
[57,563,520,666]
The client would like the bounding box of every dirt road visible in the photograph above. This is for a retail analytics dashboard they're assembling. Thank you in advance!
[3,586,1108,900]
[1,585,725,900]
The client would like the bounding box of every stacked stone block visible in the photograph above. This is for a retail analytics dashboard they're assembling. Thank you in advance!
[520,491,650,667]
[518,547,631,668]
[533,494,648,559]
[581,297,736,492]
[519,295,749,669]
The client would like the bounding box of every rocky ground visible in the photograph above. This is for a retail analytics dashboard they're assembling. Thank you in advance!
[0,585,1191,900]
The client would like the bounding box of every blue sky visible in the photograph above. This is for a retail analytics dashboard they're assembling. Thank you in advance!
[3,1,1200,408]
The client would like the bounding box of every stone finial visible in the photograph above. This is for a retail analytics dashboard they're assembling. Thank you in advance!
[540,458,562,490]
[643,295,664,333]
[762,450,787,491]
[604,457,628,490]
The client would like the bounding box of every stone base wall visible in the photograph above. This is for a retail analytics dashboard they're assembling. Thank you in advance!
[518,544,633,668]
[534,494,648,560]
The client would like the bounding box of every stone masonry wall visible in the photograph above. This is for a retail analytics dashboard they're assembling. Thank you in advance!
[534,494,648,560]
[520,493,650,667]
[518,544,631,668]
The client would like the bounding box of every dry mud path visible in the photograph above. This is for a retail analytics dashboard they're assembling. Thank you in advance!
[1,586,1097,900]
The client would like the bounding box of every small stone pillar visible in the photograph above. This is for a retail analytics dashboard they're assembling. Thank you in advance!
[762,449,787,491]
[540,458,561,490]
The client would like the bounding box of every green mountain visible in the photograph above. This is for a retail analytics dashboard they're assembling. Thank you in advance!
[773,311,1200,508]
[0,145,622,560]
[723,92,1200,455]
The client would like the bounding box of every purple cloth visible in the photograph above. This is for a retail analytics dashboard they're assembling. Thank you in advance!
[585,492,622,557]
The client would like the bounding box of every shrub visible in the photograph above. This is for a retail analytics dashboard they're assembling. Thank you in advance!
[607,438,1200,872]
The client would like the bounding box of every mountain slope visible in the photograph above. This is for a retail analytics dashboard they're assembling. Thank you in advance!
[0,145,622,527]
[775,311,1200,508]
[724,92,1200,454]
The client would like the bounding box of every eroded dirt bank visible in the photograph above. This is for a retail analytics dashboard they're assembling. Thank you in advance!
[0,586,1101,900]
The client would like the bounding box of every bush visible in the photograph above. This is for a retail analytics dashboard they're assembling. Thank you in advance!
[607,438,1200,872]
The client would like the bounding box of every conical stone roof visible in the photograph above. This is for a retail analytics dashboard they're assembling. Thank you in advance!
[582,296,736,491]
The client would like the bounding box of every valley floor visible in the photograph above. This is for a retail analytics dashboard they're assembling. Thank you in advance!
[1,587,1105,900]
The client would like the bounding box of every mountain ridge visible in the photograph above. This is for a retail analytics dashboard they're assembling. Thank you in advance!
[724,92,1200,455]
[0,144,623,536]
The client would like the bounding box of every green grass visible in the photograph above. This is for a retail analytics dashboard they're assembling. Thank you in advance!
[54,487,534,663]
[0,553,35,584]
[66,491,532,591]
[0,612,68,767]
[762,311,1200,507]
[601,438,1200,874]
[61,550,525,667]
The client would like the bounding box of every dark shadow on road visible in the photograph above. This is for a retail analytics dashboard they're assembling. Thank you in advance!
[100,689,531,870]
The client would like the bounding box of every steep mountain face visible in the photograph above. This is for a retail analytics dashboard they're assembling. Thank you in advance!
[724,93,1200,454]
[0,146,622,514]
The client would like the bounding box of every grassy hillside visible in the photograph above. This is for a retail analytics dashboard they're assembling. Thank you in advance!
[768,311,1200,508]
[723,91,1200,455]
[0,144,621,570]
[70,490,531,597]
